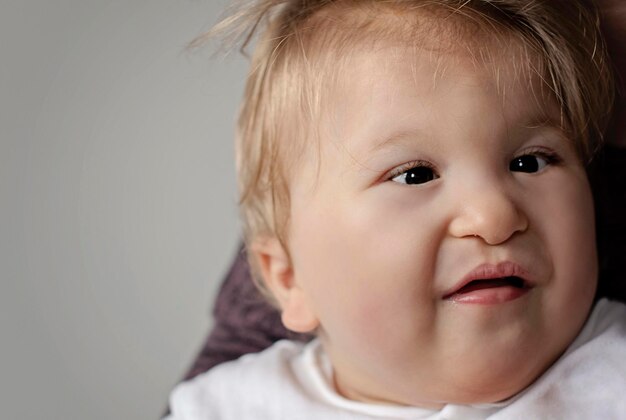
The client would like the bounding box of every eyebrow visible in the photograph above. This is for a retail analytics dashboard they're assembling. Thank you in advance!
[366,128,433,156]
[516,104,561,125]
[517,114,572,145]
[364,113,566,157]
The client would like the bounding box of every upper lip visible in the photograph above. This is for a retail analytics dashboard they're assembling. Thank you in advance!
[442,261,533,299]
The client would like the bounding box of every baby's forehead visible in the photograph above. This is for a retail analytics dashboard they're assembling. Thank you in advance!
[326,48,555,138]
[299,7,546,112]
[314,38,551,131]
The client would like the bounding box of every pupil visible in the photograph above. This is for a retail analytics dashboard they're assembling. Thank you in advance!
[511,156,538,173]
[406,167,434,184]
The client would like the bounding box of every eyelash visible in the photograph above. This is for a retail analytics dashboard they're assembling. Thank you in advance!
[387,159,437,181]
[510,147,562,172]
[386,148,562,184]
[518,147,561,165]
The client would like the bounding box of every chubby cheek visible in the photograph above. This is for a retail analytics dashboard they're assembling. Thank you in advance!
[538,171,597,327]
[288,190,437,344]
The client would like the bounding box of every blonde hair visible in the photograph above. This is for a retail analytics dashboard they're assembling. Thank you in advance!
[196,0,614,282]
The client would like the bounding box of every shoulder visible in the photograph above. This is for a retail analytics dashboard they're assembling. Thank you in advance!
[553,299,626,394]
[578,298,626,335]
[498,299,626,418]
[549,298,626,386]
[566,298,626,358]
[166,340,321,420]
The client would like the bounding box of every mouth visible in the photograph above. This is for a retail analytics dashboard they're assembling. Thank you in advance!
[452,276,526,294]
[443,263,533,304]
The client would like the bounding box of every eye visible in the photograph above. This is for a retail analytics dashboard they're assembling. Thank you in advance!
[509,151,559,174]
[390,161,438,185]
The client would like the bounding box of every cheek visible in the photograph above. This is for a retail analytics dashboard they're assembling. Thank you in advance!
[540,172,597,302]
[288,192,436,333]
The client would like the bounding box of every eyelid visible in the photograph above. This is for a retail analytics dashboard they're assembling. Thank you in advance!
[514,146,562,164]
[385,159,437,181]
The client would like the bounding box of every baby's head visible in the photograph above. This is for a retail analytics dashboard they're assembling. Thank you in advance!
[216,0,614,407]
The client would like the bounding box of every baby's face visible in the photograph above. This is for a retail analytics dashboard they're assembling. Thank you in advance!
[281,41,597,406]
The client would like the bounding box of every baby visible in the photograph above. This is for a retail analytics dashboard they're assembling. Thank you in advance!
[167,0,626,418]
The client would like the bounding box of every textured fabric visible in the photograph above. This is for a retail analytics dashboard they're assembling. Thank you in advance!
[166,299,626,420]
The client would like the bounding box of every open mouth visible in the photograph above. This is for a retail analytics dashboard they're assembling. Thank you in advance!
[443,275,531,303]
[453,276,527,295]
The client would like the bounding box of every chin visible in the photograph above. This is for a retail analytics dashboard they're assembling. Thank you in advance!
[447,353,561,405]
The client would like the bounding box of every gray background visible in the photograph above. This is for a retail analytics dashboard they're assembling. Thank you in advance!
[1,1,246,418]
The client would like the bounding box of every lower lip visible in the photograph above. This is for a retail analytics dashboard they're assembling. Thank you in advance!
[446,286,530,305]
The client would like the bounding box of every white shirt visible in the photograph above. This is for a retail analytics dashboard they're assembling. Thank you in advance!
[166,299,626,419]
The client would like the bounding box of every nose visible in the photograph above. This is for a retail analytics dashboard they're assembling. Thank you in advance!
[448,180,528,245]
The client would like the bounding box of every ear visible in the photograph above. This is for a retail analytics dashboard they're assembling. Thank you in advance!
[251,237,320,333]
